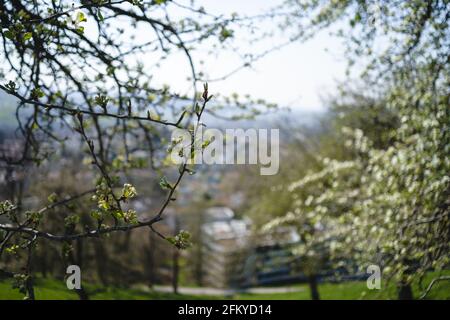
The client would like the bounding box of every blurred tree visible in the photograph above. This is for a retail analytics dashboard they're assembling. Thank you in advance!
[262,0,449,299]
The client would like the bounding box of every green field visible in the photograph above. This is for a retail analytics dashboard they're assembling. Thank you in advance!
[1,271,449,300]
[0,277,217,300]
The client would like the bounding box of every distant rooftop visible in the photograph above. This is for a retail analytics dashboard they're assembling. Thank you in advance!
[202,219,250,241]
[204,206,235,222]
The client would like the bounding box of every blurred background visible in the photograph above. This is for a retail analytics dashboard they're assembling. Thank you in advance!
[0,0,449,300]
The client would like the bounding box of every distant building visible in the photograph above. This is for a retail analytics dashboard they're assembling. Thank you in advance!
[201,207,301,288]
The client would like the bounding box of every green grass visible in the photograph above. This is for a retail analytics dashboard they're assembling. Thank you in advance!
[1,271,448,300]
[233,271,450,300]
[0,278,218,300]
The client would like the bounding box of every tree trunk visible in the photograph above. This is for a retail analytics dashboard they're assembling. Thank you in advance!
[94,240,109,286]
[25,245,35,300]
[398,259,414,300]
[147,231,156,288]
[172,216,180,294]
[398,281,413,300]
[308,274,320,300]
[40,244,47,278]
[172,247,179,294]
[25,275,35,300]
[76,238,83,269]
[75,287,90,300]
[67,241,89,300]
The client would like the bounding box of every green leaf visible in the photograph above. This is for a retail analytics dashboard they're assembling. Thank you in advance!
[97,9,104,21]
[90,210,103,220]
[6,244,20,255]
[47,192,57,203]
[166,230,192,249]
[5,81,16,92]
[195,103,201,115]
[123,209,138,224]
[94,94,109,109]
[159,176,172,190]
[0,200,14,215]
[26,211,42,223]
[30,87,44,100]
[121,183,137,200]
[64,215,80,226]
[219,27,233,42]
[23,32,32,41]
[4,30,15,40]
[76,12,87,23]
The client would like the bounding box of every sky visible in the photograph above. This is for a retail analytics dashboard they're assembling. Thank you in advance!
[162,0,349,112]
[111,0,350,112]
[204,29,348,112]
[84,0,349,112]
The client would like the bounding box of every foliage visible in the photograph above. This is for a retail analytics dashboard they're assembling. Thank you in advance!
[260,0,450,299]
[0,0,279,299]
[166,230,192,250]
